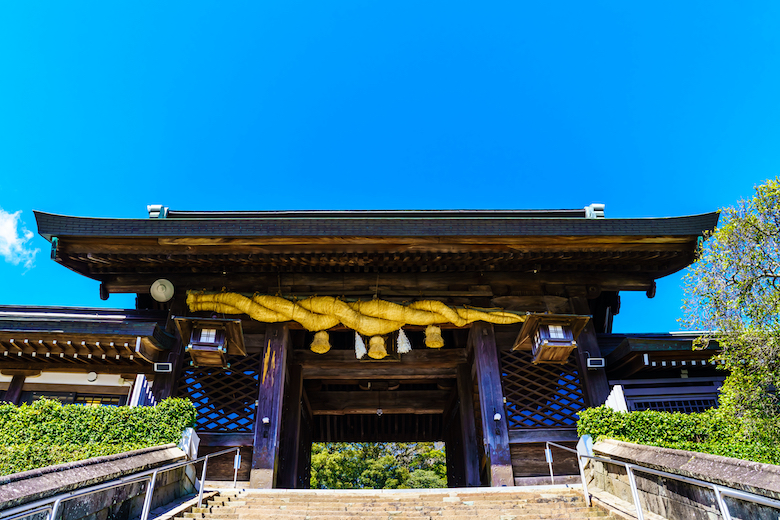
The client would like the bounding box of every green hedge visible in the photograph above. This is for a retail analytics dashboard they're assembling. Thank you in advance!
[577,406,780,465]
[0,398,196,476]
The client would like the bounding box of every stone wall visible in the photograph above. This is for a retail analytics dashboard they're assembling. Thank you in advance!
[585,439,780,520]
[0,444,197,520]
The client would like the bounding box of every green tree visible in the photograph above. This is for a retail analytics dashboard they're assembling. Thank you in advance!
[682,178,780,444]
[310,442,446,489]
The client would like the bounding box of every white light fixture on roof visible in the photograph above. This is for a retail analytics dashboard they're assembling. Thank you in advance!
[147,205,169,218]
[584,203,605,219]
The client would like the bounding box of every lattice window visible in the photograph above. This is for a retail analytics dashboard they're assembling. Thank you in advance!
[176,352,262,432]
[500,350,585,429]
[631,399,716,413]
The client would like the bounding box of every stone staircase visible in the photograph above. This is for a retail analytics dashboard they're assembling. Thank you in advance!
[181,488,615,520]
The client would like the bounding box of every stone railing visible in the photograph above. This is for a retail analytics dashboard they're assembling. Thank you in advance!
[585,439,780,520]
[0,444,195,518]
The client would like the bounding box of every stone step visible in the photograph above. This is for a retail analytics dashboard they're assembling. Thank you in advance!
[187,489,614,520]
[182,514,610,520]
[202,503,584,512]
[183,509,611,519]
[221,497,583,507]
[197,501,585,511]
[188,507,597,516]
[178,512,613,519]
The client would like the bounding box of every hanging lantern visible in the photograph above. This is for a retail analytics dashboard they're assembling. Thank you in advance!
[368,336,388,359]
[512,314,589,364]
[174,317,246,367]
[425,325,444,349]
[310,331,331,354]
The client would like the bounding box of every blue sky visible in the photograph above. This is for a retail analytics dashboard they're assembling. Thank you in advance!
[1,2,778,333]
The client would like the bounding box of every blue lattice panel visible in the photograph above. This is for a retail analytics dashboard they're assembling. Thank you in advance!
[500,350,585,429]
[176,352,262,432]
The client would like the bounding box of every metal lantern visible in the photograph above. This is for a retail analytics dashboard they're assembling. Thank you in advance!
[174,317,246,367]
[512,314,589,364]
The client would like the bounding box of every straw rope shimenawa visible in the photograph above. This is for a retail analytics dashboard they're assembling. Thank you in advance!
[186,292,527,337]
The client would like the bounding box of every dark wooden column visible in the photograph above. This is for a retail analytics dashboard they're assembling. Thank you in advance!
[456,363,481,486]
[4,375,26,405]
[469,322,513,487]
[277,363,303,488]
[569,293,610,407]
[153,295,188,401]
[250,324,290,488]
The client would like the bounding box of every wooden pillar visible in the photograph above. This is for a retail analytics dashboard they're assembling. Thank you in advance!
[297,402,313,489]
[469,322,513,487]
[4,375,26,405]
[153,338,183,401]
[154,296,188,401]
[569,294,610,407]
[456,363,481,487]
[277,363,303,488]
[250,324,289,488]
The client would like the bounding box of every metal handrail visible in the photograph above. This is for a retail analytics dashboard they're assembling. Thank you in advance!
[0,447,241,520]
[545,440,780,520]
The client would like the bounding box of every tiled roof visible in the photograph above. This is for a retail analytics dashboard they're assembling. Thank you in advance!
[0,306,172,348]
[34,210,720,241]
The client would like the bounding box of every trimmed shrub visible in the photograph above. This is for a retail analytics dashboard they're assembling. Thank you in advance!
[0,398,196,475]
[577,406,780,465]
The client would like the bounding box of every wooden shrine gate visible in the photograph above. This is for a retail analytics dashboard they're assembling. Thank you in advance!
[175,322,590,488]
[30,206,718,488]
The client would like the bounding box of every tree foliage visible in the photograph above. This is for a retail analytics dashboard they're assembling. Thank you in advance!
[682,178,780,442]
[310,442,446,489]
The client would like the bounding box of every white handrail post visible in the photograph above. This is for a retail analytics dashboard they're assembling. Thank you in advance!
[577,454,591,507]
[625,465,645,520]
[233,449,241,489]
[49,499,63,520]
[139,471,158,520]
[713,485,733,520]
[544,444,555,485]
[197,457,209,508]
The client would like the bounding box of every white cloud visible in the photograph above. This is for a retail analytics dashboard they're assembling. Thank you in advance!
[0,207,39,270]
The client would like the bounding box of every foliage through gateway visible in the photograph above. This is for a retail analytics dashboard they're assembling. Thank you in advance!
[0,398,196,476]
[310,442,446,489]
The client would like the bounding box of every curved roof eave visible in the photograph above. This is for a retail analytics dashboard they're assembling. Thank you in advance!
[34,210,720,242]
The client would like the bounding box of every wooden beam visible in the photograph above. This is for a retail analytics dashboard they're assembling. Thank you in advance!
[198,432,254,446]
[308,390,450,415]
[294,348,466,369]
[295,349,465,380]
[568,294,611,407]
[101,271,656,295]
[457,363,481,487]
[4,374,25,405]
[0,363,158,374]
[250,324,289,488]
[508,428,578,444]
[277,364,303,489]
[470,322,513,487]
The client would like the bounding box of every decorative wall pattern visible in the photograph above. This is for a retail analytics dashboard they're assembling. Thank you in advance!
[500,350,585,429]
[176,352,262,432]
